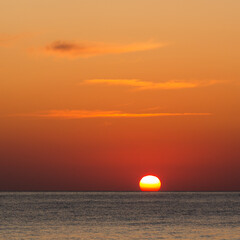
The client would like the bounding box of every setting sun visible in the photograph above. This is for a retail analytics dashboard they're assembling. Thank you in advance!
[139,175,161,192]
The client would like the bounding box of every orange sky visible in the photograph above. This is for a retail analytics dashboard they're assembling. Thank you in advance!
[0,0,239,191]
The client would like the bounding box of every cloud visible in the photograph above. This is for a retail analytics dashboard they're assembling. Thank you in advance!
[43,40,166,58]
[15,110,211,119]
[0,33,31,47]
[82,79,219,90]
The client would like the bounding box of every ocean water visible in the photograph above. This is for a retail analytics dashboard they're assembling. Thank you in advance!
[0,192,239,239]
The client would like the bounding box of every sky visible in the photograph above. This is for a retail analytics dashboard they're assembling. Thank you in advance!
[0,0,239,191]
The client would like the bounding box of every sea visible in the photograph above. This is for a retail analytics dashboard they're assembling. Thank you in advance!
[0,192,239,239]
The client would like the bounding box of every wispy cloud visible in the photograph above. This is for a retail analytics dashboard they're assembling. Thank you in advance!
[0,33,32,47]
[82,79,219,90]
[42,40,166,58]
[14,110,211,119]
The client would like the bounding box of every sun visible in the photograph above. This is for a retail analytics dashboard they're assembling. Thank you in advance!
[139,175,161,191]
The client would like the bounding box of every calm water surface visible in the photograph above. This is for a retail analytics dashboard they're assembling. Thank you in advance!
[0,192,239,239]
